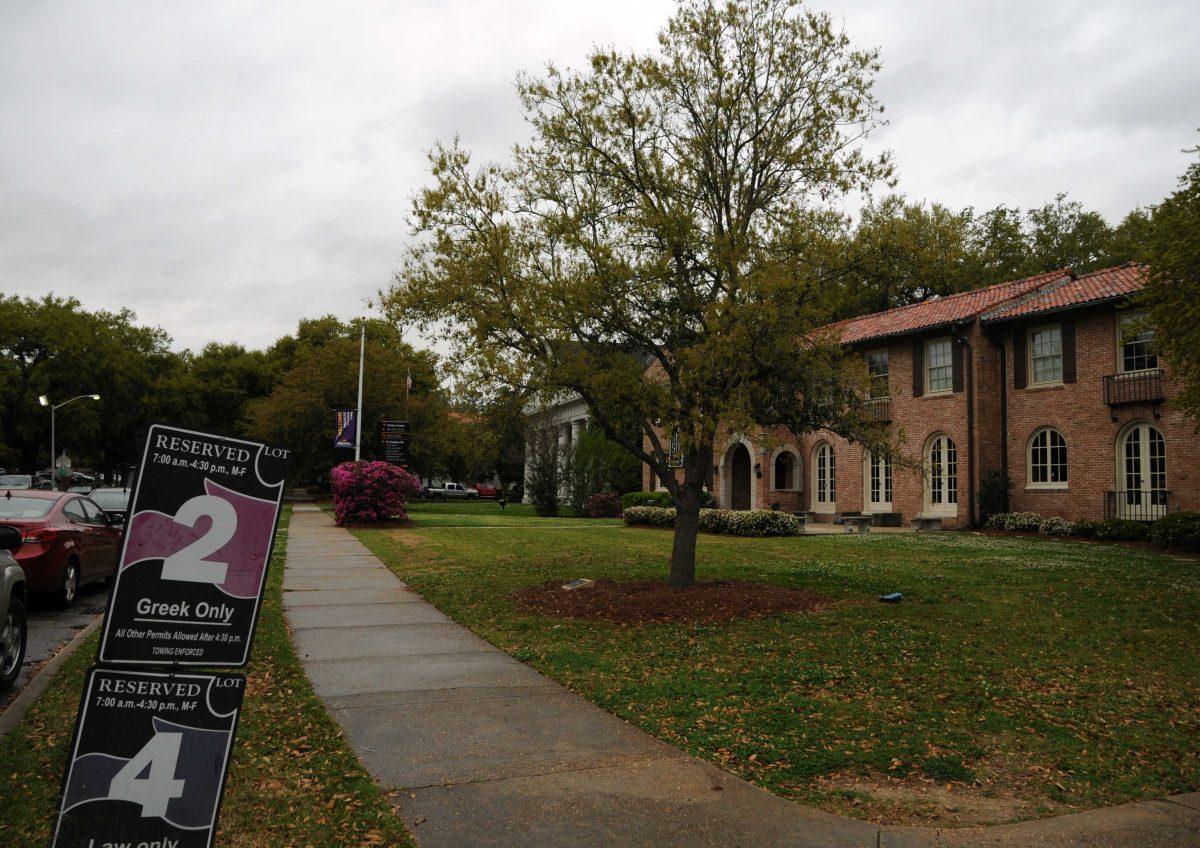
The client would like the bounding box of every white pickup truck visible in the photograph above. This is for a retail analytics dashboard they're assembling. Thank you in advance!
[422,481,479,500]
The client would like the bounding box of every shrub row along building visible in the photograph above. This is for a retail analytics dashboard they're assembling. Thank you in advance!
[640,263,1197,527]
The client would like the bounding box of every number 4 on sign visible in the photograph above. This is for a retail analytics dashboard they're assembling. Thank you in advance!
[161,495,237,585]
[108,731,186,818]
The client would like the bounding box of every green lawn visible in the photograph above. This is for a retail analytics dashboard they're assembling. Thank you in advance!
[0,507,414,847]
[403,498,619,527]
[356,502,1200,826]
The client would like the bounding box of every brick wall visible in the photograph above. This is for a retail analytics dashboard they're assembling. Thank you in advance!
[639,303,1198,527]
[1001,304,1199,521]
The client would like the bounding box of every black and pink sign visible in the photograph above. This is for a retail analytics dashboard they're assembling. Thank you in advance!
[98,424,290,667]
[52,667,245,848]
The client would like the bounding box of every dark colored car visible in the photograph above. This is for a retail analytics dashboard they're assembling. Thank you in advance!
[88,487,131,526]
[0,525,28,692]
[0,491,121,607]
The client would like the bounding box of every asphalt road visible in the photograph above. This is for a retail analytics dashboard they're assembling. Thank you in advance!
[0,582,109,710]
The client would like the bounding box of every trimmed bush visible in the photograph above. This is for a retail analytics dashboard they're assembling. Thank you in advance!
[1094,518,1150,542]
[1150,511,1200,552]
[700,508,802,537]
[621,491,673,509]
[1038,517,1075,536]
[978,469,1013,525]
[330,460,421,526]
[622,506,676,527]
[1071,519,1102,539]
[586,491,622,518]
[984,512,1044,532]
[624,506,801,537]
[620,490,716,509]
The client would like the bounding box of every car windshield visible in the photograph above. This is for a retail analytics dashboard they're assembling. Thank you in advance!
[90,490,129,510]
[0,475,32,488]
[0,497,55,519]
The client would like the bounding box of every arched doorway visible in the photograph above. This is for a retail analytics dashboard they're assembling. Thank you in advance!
[726,442,752,510]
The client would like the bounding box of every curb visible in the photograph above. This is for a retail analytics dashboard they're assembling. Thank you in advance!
[0,617,100,738]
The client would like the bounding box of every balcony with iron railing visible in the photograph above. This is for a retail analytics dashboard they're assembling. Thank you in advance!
[1105,489,1171,522]
[1103,369,1165,406]
[862,396,891,424]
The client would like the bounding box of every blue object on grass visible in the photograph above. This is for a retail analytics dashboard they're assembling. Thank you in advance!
[879,592,902,603]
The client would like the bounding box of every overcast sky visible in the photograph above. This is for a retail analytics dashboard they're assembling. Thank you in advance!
[2,0,1197,352]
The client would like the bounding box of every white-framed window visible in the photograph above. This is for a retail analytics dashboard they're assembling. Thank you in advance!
[812,443,836,511]
[924,434,958,516]
[1029,324,1063,385]
[772,449,800,491]
[1118,312,1158,373]
[1028,427,1068,489]
[925,338,953,394]
[864,450,893,512]
[867,349,889,398]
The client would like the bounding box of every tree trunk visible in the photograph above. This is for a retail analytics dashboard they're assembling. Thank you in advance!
[667,448,710,588]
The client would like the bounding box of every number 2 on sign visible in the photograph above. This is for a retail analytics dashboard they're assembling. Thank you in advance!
[161,495,237,585]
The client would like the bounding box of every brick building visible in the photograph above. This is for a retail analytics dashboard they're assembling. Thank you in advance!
[643,263,1198,527]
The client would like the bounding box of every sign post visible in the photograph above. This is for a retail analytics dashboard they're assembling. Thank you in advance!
[379,420,410,467]
[51,424,289,848]
[97,424,290,667]
[52,668,245,848]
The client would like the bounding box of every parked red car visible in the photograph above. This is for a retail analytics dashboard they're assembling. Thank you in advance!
[0,490,121,606]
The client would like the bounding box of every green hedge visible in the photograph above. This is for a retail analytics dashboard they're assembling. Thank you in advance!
[1149,511,1200,551]
[623,506,802,537]
[620,490,715,509]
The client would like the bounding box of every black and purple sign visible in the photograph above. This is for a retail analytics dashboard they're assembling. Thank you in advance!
[52,667,245,848]
[97,424,290,667]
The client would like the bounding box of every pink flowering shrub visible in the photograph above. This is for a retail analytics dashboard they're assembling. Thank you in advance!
[330,461,421,526]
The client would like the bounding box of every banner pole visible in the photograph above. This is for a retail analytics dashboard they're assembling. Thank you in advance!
[354,320,365,461]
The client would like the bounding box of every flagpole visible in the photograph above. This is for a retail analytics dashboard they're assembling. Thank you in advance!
[354,320,365,461]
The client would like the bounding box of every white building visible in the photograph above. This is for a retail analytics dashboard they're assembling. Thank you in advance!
[522,392,591,503]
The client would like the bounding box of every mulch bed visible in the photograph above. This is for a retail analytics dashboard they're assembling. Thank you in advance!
[513,579,828,624]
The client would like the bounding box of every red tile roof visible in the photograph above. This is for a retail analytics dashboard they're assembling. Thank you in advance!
[829,269,1071,344]
[981,263,1147,322]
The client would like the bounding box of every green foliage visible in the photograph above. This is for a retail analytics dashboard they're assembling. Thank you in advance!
[1150,511,1200,552]
[523,427,561,516]
[1038,516,1075,536]
[563,427,642,514]
[921,754,975,783]
[1094,518,1150,542]
[622,490,674,509]
[1071,519,1102,539]
[1141,144,1200,423]
[386,0,895,584]
[984,512,1044,532]
[977,469,1012,525]
[624,506,802,537]
[246,317,448,484]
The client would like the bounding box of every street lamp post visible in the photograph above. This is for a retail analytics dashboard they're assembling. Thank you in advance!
[38,394,100,485]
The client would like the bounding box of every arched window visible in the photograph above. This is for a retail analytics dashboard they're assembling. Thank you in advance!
[1028,428,1067,488]
[924,435,958,516]
[773,450,799,491]
[864,450,893,511]
[812,443,836,511]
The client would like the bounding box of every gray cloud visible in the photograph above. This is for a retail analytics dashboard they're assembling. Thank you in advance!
[1,0,1196,351]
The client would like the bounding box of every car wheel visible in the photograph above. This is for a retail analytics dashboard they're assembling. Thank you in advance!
[59,558,80,608]
[0,596,27,692]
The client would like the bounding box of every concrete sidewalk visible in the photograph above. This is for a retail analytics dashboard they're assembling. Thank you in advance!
[283,505,1200,848]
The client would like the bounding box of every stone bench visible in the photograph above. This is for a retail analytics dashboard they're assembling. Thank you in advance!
[912,516,944,532]
[843,515,873,534]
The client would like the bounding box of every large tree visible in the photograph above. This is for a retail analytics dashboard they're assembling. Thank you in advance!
[1141,144,1200,423]
[386,0,891,586]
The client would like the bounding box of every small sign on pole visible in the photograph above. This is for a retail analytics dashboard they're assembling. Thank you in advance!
[51,667,245,848]
[334,409,357,449]
[97,424,290,668]
[379,419,410,466]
